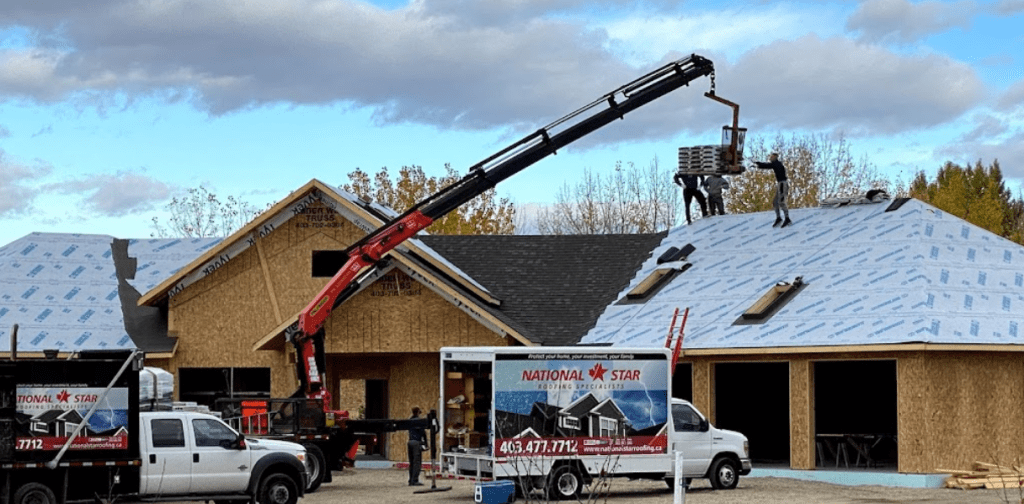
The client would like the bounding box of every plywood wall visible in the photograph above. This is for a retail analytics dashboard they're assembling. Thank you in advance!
[898,351,1024,473]
[789,358,814,470]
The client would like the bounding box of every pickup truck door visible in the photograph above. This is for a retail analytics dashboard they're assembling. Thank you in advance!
[141,417,192,494]
[188,417,253,493]
[670,403,712,476]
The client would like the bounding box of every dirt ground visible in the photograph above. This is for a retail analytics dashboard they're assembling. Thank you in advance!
[314,467,1017,504]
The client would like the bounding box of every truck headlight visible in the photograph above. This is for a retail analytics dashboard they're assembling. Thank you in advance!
[743,441,749,457]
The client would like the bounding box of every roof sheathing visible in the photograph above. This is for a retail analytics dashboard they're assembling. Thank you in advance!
[581,199,1024,350]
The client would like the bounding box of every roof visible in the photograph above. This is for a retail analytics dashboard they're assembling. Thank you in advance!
[580,197,1024,352]
[419,233,664,345]
[0,233,220,354]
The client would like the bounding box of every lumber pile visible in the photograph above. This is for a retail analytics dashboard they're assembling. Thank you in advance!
[941,461,1024,489]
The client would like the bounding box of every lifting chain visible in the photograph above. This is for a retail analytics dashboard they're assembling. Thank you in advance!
[709,69,716,96]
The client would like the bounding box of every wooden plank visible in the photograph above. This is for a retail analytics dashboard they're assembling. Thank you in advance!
[254,231,283,325]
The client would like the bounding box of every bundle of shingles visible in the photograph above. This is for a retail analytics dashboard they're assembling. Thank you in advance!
[940,461,1024,489]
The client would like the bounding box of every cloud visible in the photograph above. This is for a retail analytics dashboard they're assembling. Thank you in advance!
[48,171,172,217]
[0,151,50,216]
[998,79,1024,109]
[846,0,976,44]
[0,124,10,138]
[721,35,987,135]
[936,113,1024,180]
[992,0,1024,15]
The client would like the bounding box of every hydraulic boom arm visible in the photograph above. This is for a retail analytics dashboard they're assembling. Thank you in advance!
[289,54,717,405]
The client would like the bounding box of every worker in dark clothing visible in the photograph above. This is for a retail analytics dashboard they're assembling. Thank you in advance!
[754,153,791,228]
[672,172,708,225]
[407,406,427,486]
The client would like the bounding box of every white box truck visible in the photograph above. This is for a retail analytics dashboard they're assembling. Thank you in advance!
[440,346,750,499]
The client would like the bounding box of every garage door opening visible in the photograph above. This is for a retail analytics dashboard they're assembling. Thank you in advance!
[814,360,897,470]
[715,362,790,465]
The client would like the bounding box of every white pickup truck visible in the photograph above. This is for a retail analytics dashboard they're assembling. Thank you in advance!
[2,350,308,504]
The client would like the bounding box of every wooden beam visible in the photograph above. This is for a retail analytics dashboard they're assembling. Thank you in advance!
[253,231,282,325]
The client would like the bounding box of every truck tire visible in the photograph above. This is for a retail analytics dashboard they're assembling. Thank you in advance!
[14,483,57,504]
[709,457,739,490]
[258,473,299,504]
[546,465,584,500]
[302,443,326,492]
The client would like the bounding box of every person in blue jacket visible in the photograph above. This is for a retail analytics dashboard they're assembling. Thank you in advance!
[754,153,791,228]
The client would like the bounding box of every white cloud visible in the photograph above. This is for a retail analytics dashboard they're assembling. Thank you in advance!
[0,152,49,216]
[48,171,172,217]
[846,0,976,44]
[998,79,1024,109]
[720,35,987,134]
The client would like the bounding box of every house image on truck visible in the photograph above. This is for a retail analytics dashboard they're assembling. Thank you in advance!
[496,392,632,440]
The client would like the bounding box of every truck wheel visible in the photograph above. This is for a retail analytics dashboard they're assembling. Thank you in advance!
[14,483,56,504]
[709,458,739,490]
[258,473,299,504]
[546,465,584,500]
[302,443,326,492]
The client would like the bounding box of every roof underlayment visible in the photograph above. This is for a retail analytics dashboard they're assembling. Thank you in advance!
[580,198,1024,350]
[0,233,221,353]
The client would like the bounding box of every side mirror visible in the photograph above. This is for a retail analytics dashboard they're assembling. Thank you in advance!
[699,419,709,432]
[229,433,247,450]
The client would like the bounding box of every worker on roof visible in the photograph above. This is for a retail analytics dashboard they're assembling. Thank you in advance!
[672,173,708,225]
[754,153,791,228]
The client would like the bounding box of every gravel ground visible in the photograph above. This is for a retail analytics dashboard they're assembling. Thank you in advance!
[314,467,1015,504]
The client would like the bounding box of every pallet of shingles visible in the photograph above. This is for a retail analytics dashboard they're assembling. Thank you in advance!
[940,461,1024,489]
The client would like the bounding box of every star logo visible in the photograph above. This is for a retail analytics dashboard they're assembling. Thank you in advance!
[56,390,70,403]
[588,363,608,381]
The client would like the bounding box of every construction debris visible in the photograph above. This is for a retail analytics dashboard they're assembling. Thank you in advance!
[941,461,1024,489]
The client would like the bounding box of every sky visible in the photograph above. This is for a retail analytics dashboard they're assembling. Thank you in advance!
[1,0,1023,245]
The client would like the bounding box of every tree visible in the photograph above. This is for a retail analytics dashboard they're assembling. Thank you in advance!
[150,186,263,238]
[531,156,681,235]
[342,164,516,235]
[908,160,1021,243]
[728,133,890,215]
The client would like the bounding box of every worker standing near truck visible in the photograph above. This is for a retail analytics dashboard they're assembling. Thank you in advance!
[408,406,427,486]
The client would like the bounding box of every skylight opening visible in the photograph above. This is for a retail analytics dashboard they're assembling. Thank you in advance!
[739,276,805,322]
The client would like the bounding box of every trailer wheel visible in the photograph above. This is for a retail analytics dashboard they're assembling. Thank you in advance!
[14,483,56,504]
[709,457,739,490]
[302,443,326,492]
[546,465,584,500]
[258,473,299,504]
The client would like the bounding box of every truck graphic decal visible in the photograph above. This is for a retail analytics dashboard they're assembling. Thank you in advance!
[493,355,668,457]
[15,387,130,451]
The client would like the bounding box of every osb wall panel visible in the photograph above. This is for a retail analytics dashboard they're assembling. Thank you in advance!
[323,270,505,354]
[789,358,813,470]
[899,352,1024,473]
[689,359,713,423]
[329,353,440,462]
[166,204,367,400]
[337,379,365,419]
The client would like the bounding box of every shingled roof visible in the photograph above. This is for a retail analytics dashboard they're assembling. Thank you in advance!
[419,233,665,345]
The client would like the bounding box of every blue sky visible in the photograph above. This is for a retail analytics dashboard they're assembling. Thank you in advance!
[2,0,1023,245]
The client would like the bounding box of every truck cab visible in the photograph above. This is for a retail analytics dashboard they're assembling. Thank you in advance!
[669,398,751,489]
[138,411,308,503]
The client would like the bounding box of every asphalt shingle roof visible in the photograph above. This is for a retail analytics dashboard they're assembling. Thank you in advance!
[420,233,665,345]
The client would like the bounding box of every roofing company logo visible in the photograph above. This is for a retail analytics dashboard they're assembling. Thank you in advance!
[56,390,70,403]
[588,362,608,381]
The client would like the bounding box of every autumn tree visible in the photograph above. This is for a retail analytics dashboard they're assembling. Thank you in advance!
[728,133,890,215]
[908,160,1022,243]
[342,164,516,235]
[529,156,681,235]
[150,186,263,238]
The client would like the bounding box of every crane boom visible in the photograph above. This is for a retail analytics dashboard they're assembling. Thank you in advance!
[289,54,717,404]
